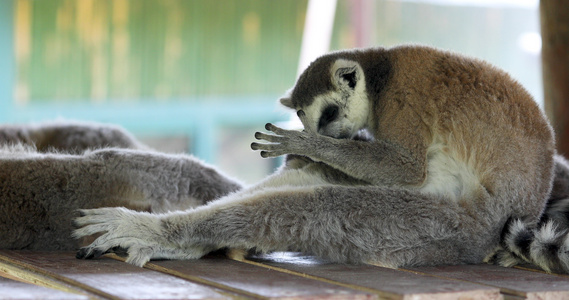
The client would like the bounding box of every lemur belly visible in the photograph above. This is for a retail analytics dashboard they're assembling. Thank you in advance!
[419,143,481,202]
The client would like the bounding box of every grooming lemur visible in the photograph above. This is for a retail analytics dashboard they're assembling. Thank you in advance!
[71,45,569,273]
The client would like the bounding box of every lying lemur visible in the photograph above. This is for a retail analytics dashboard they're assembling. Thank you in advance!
[3,45,569,273]
[0,122,243,249]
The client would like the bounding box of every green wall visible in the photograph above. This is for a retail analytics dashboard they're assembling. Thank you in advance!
[15,0,307,103]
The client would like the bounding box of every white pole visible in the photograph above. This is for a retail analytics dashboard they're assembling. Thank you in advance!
[281,0,337,130]
[297,0,338,76]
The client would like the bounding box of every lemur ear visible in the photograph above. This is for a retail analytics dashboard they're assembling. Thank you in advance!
[279,88,294,109]
[279,97,293,108]
[332,59,361,91]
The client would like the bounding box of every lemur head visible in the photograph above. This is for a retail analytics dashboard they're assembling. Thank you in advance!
[280,49,390,139]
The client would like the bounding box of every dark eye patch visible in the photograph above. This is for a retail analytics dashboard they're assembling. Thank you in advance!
[318,105,339,130]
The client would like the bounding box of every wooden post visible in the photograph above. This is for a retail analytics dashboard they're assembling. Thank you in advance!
[541,0,569,156]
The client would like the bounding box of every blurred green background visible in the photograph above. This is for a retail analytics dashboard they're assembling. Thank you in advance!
[0,0,541,183]
[14,0,305,101]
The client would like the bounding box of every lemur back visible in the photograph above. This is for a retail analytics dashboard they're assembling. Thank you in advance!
[0,121,145,153]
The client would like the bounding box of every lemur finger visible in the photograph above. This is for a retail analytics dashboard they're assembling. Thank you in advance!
[76,247,100,259]
[260,150,287,158]
[77,208,101,217]
[77,232,146,258]
[77,207,117,216]
[76,240,128,260]
[254,131,284,142]
[76,233,113,259]
[251,142,283,151]
[251,142,267,151]
[73,223,112,238]
[125,246,154,267]
[73,215,101,227]
[264,123,288,135]
[73,213,120,227]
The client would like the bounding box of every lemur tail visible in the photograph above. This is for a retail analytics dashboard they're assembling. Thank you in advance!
[492,155,569,273]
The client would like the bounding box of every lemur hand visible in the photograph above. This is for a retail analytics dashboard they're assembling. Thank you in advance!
[251,123,315,158]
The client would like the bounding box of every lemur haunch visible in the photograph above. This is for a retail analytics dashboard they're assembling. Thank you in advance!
[72,45,568,272]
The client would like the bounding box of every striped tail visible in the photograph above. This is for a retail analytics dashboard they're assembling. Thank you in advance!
[499,218,569,273]
[488,155,569,273]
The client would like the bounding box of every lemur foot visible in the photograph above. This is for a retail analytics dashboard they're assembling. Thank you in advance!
[73,207,208,267]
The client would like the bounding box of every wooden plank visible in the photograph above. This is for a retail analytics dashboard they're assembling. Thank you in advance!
[0,276,87,300]
[408,264,569,299]
[0,254,92,298]
[0,250,229,300]
[146,253,376,299]
[248,252,501,300]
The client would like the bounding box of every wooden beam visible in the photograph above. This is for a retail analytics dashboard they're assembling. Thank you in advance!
[0,251,228,300]
[0,277,87,300]
[249,252,501,299]
[147,254,374,299]
[541,0,569,156]
[408,264,569,299]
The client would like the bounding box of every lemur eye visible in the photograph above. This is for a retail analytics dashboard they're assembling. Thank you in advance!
[297,110,305,118]
[318,105,339,130]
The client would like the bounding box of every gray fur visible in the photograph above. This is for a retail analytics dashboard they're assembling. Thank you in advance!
[74,45,563,272]
[0,121,145,153]
[543,155,569,229]
[0,121,242,250]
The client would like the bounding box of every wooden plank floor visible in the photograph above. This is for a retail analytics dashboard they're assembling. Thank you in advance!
[0,250,567,300]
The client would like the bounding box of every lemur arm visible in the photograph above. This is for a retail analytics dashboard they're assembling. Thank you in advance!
[251,123,425,187]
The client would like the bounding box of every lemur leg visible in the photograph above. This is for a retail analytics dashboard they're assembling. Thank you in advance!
[75,185,497,268]
[82,148,243,211]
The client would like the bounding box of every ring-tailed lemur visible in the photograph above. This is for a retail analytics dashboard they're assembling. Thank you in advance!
[73,45,569,272]
[0,121,242,250]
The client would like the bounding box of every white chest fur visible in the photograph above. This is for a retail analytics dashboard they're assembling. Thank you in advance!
[419,143,481,202]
